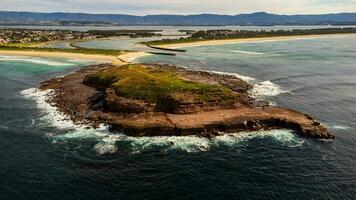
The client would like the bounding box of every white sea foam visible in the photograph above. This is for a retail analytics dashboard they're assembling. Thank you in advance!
[169,44,202,49]
[53,129,304,154]
[214,129,305,148]
[125,135,211,153]
[21,88,117,155]
[194,69,286,98]
[205,70,256,83]
[93,141,119,155]
[250,80,288,98]
[0,56,75,66]
[21,87,302,155]
[133,129,305,152]
[21,88,78,131]
[162,64,255,83]
[329,125,351,130]
[231,50,266,55]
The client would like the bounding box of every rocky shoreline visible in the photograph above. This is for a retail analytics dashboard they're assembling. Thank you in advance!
[40,63,335,140]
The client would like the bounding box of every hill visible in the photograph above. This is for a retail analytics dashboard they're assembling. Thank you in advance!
[1,11,356,26]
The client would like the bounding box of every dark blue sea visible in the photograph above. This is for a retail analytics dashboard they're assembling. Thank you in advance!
[1,35,356,199]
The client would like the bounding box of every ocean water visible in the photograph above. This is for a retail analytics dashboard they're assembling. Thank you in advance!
[1,35,356,199]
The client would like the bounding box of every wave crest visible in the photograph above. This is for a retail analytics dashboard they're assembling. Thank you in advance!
[231,50,266,55]
[0,56,75,66]
[53,129,305,154]
[21,88,79,131]
[21,86,301,155]
[205,70,256,82]
[250,80,288,98]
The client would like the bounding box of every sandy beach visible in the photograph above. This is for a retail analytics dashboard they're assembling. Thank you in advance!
[0,49,152,66]
[123,34,356,61]
[0,50,126,65]
[157,33,356,49]
[118,52,151,63]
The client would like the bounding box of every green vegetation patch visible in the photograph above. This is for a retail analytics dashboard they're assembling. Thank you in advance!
[84,64,236,103]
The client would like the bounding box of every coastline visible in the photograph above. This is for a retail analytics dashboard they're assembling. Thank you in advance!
[118,52,151,62]
[0,50,126,65]
[1,33,356,64]
[37,63,334,139]
[129,33,356,61]
[117,34,356,62]
[155,33,356,49]
[0,34,338,139]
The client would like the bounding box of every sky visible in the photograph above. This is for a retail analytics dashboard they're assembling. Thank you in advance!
[1,0,356,15]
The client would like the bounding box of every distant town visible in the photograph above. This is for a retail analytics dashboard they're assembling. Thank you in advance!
[0,29,100,44]
[0,29,162,45]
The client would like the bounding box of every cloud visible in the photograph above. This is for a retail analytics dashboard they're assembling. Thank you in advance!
[1,0,355,15]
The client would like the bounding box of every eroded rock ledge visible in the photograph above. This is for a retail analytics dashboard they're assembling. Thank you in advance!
[40,63,334,140]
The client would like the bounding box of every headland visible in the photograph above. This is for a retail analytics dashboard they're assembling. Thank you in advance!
[39,63,334,139]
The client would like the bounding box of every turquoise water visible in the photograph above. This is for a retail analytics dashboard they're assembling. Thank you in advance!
[1,35,356,199]
[28,24,356,51]
[41,41,74,49]
[75,36,182,51]
[41,36,183,51]
[138,35,356,128]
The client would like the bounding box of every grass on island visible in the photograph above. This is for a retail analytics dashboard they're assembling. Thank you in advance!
[84,64,236,103]
[0,45,128,56]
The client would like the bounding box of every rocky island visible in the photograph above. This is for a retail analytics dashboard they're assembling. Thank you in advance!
[40,63,334,140]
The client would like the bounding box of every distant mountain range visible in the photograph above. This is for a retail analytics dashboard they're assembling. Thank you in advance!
[1,11,356,26]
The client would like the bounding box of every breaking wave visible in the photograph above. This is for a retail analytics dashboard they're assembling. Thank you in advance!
[205,70,256,83]
[197,70,288,99]
[21,87,304,155]
[0,55,75,66]
[231,50,266,55]
[329,125,351,130]
[21,88,79,130]
[250,80,289,98]
[55,129,305,154]
[185,69,286,98]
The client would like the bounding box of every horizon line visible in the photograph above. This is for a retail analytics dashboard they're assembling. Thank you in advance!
[1,10,356,17]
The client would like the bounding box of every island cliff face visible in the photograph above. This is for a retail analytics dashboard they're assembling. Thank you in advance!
[40,63,334,140]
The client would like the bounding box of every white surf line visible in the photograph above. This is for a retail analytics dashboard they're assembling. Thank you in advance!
[250,80,289,98]
[21,87,303,155]
[0,55,76,66]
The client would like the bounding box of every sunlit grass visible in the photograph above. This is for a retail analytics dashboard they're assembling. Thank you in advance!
[84,64,236,103]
